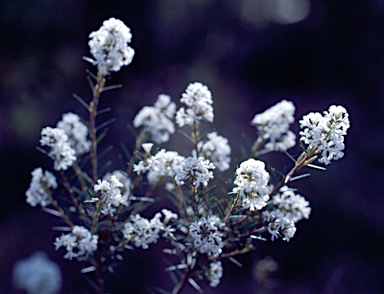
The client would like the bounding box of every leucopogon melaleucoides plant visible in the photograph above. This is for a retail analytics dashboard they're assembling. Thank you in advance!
[24,17,350,294]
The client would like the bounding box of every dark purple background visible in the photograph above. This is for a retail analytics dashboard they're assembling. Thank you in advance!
[1,0,384,293]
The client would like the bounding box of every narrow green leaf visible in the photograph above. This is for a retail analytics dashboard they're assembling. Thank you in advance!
[96,130,108,145]
[96,118,116,132]
[86,75,95,91]
[85,69,97,81]
[281,148,296,163]
[98,146,113,161]
[102,84,122,92]
[97,107,111,115]
[73,93,90,110]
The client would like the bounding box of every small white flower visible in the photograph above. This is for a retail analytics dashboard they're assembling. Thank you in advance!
[161,208,178,224]
[198,132,231,172]
[263,210,296,242]
[175,107,194,127]
[175,156,215,187]
[94,175,125,216]
[189,215,224,257]
[122,213,163,249]
[103,170,132,203]
[54,226,98,260]
[142,143,154,154]
[133,94,176,144]
[86,17,135,75]
[176,82,214,127]
[242,194,270,211]
[26,168,57,207]
[272,186,311,222]
[13,252,62,294]
[232,159,270,211]
[57,112,91,156]
[299,105,350,165]
[134,149,185,186]
[40,127,76,170]
[251,100,296,152]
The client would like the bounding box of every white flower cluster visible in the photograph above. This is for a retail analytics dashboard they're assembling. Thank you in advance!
[57,112,91,156]
[272,186,311,222]
[232,159,270,211]
[262,186,311,242]
[207,260,223,288]
[122,209,178,249]
[94,175,127,216]
[122,214,162,249]
[13,252,62,294]
[176,82,214,127]
[103,170,132,203]
[25,168,57,207]
[251,100,296,152]
[189,215,224,257]
[198,132,231,172]
[87,17,135,75]
[134,149,185,186]
[300,105,350,165]
[54,226,98,260]
[175,156,215,187]
[40,127,76,170]
[262,210,297,242]
[133,94,176,144]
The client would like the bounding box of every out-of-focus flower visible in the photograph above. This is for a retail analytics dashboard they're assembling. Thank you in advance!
[40,127,76,170]
[251,100,296,152]
[198,132,231,172]
[208,260,223,288]
[86,17,135,75]
[25,168,57,207]
[253,256,278,286]
[161,208,178,224]
[57,112,91,156]
[133,94,176,144]
[13,252,62,294]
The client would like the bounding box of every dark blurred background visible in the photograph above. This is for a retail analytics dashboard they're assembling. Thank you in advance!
[1,0,384,293]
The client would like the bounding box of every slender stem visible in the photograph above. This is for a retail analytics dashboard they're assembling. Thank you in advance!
[59,170,86,216]
[224,194,241,224]
[269,147,319,198]
[190,175,200,217]
[212,245,256,260]
[227,226,267,241]
[46,190,74,227]
[174,185,188,220]
[91,200,102,233]
[251,136,264,156]
[89,72,106,184]
[192,120,200,157]
[73,162,88,192]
